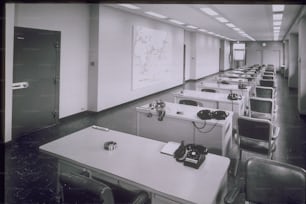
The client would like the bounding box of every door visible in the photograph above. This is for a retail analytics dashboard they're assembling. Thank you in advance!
[12,27,60,139]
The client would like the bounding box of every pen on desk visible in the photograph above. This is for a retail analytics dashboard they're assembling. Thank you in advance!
[92,125,110,132]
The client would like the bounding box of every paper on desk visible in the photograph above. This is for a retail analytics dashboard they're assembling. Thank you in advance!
[160,141,180,156]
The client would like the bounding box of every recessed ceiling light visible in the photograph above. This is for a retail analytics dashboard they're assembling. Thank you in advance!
[274,26,281,30]
[207,31,214,35]
[169,19,185,25]
[233,27,240,31]
[216,17,228,23]
[186,25,198,29]
[198,29,207,32]
[273,13,283,21]
[200,8,219,16]
[272,5,285,12]
[273,21,282,26]
[226,23,236,28]
[118,4,140,10]
[145,11,167,19]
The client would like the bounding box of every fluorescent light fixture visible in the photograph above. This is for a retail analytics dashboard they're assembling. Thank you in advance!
[238,31,245,34]
[216,17,228,23]
[273,30,280,33]
[118,4,140,10]
[207,31,214,35]
[233,27,240,31]
[198,29,207,32]
[169,19,185,25]
[273,21,282,26]
[186,25,198,29]
[274,26,281,30]
[200,7,219,16]
[272,5,285,12]
[273,13,283,21]
[226,23,235,28]
[145,11,167,19]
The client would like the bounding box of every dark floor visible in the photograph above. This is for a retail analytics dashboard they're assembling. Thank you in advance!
[4,73,306,204]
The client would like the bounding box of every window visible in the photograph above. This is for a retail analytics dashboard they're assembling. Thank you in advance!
[233,43,245,61]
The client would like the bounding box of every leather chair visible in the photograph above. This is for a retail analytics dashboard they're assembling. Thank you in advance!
[235,116,278,161]
[179,99,202,107]
[255,86,278,112]
[259,79,275,88]
[59,173,150,204]
[262,75,274,80]
[249,97,275,121]
[225,158,306,204]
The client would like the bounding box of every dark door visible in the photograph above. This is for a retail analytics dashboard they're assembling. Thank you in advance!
[12,27,60,139]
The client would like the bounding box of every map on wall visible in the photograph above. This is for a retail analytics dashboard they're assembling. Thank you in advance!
[132,25,173,90]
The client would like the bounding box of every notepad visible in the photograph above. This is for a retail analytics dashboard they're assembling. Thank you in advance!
[160,141,180,156]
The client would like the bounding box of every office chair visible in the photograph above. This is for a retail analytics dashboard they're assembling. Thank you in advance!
[59,173,150,204]
[179,99,202,107]
[249,97,275,121]
[235,116,278,161]
[263,71,274,76]
[262,75,274,80]
[225,158,306,204]
[255,86,275,99]
[201,88,217,93]
[259,79,275,88]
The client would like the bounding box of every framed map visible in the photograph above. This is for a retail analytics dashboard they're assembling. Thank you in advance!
[132,25,173,89]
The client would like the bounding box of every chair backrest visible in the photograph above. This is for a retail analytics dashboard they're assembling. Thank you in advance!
[263,71,274,76]
[262,75,274,80]
[60,173,115,204]
[259,79,275,88]
[255,86,274,99]
[237,116,272,142]
[201,88,217,93]
[250,97,273,114]
[245,158,306,204]
[179,99,202,107]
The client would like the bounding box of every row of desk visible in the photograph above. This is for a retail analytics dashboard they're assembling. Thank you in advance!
[39,65,266,204]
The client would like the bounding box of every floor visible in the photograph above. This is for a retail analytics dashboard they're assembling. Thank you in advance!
[4,72,306,204]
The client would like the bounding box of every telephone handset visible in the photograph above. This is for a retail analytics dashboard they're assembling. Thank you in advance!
[197,110,212,120]
[149,100,166,121]
[174,141,208,169]
[211,110,228,120]
[197,109,228,120]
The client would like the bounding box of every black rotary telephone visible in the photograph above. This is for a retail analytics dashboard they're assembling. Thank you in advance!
[174,141,208,169]
[197,109,228,120]
[227,92,242,100]
[149,100,166,121]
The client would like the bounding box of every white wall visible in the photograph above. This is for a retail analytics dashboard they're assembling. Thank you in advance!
[14,3,90,118]
[88,5,184,111]
[289,34,299,88]
[245,41,283,68]
[5,3,15,142]
[298,16,306,114]
[190,32,220,79]
[184,31,192,81]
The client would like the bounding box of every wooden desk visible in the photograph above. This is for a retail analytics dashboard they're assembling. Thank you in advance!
[40,127,230,204]
[136,102,233,156]
[198,82,251,106]
[173,90,244,128]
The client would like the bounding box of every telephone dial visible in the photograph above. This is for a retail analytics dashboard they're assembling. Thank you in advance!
[174,141,208,169]
[197,109,228,120]
[227,93,242,100]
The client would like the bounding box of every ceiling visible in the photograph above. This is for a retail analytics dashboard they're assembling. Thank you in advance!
[107,4,303,42]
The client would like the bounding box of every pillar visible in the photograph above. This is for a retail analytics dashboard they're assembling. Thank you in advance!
[288,34,298,88]
[298,15,306,115]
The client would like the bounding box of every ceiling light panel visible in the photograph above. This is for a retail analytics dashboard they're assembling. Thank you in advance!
[272,5,285,12]
[198,29,207,32]
[226,23,236,28]
[118,4,140,10]
[145,11,167,19]
[273,21,282,26]
[200,7,219,16]
[273,13,283,21]
[169,19,185,25]
[186,25,198,29]
[216,17,228,23]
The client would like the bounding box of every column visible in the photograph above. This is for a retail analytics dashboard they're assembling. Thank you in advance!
[288,34,298,88]
[298,15,306,115]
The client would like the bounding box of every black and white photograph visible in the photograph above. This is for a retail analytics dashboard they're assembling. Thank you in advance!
[2,2,306,204]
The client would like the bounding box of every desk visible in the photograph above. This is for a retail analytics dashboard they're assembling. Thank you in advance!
[198,82,252,107]
[136,102,233,156]
[173,90,244,128]
[40,127,230,204]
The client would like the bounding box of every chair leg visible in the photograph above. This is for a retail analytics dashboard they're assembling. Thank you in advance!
[233,150,242,176]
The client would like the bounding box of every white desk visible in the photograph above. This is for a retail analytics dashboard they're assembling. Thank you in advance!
[198,82,252,107]
[40,127,230,204]
[136,102,233,156]
[173,90,244,128]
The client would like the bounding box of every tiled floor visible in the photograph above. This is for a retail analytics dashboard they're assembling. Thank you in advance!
[4,73,306,203]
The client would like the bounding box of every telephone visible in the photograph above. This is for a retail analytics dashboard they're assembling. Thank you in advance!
[174,141,208,169]
[227,93,242,100]
[197,109,228,120]
[238,83,247,89]
[149,100,166,121]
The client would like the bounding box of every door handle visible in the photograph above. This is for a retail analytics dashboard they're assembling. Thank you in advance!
[12,82,29,90]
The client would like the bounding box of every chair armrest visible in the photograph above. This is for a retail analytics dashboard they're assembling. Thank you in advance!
[224,185,241,204]
[132,191,150,204]
[272,126,280,140]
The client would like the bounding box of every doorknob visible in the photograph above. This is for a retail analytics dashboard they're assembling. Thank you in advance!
[12,82,29,90]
